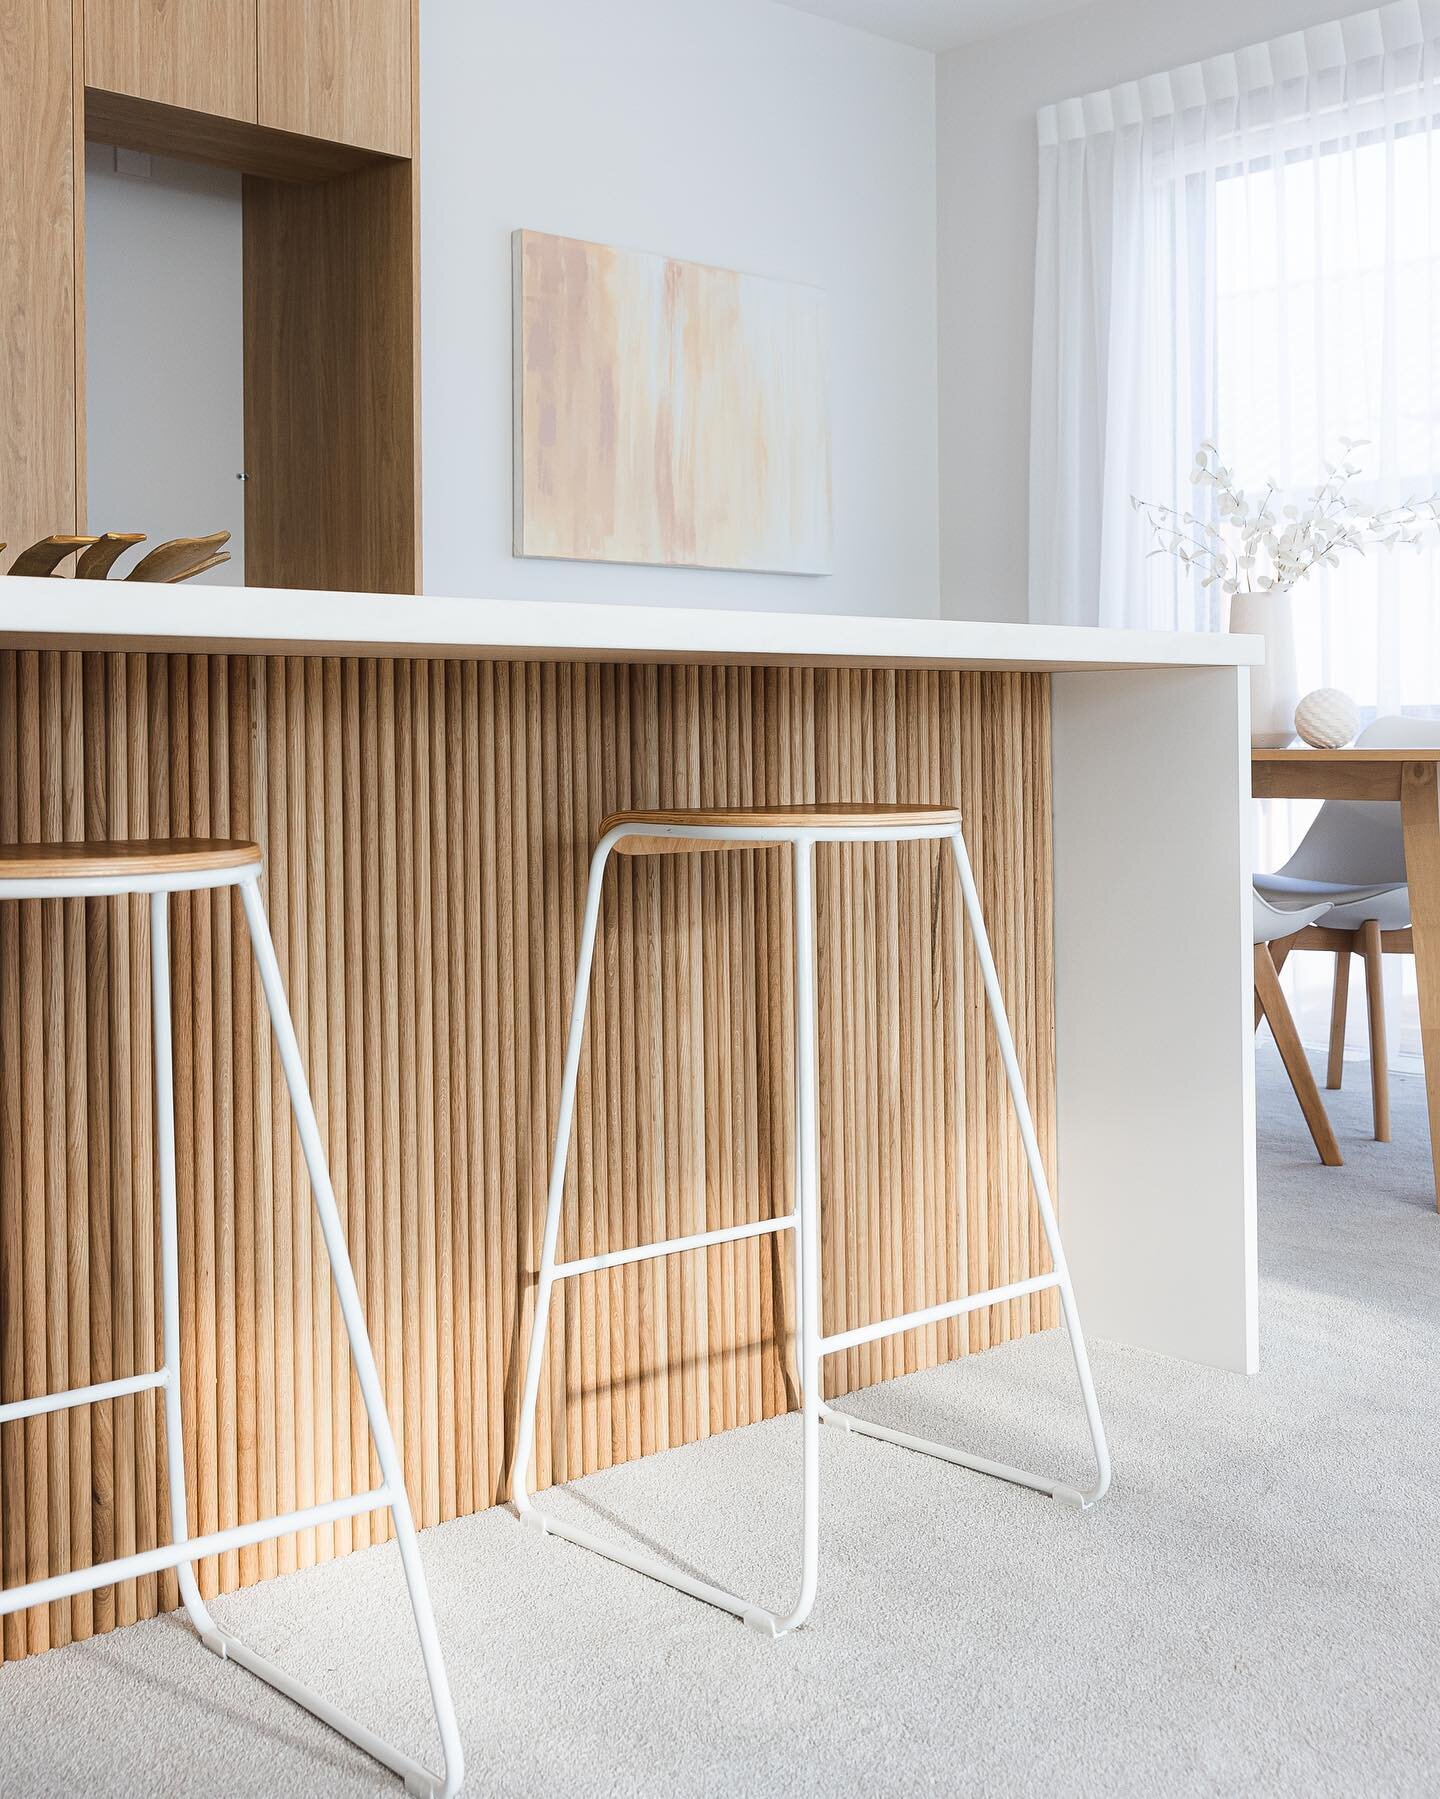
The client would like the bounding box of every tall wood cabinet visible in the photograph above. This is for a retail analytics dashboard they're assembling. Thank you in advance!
[83,0,411,152]
[0,3,82,562]
[83,0,257,121]
[258,0,412,156]
[0,1,420,593]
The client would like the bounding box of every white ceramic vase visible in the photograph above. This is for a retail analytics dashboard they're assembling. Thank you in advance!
[1229,591,1298,748]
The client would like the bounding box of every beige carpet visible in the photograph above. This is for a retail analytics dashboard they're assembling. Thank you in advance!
[1,1043,1437,1797]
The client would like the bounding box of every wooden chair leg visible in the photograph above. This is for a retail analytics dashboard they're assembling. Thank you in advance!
[1327,946,1351,1090]
[1255,944,1343,1166]
[1255,937,1293,1032]
[1359,918,1391,1142]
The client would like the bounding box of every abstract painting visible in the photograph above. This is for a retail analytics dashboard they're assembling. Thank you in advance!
[513,229,831,574]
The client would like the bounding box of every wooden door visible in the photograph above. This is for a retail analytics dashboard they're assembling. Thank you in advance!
[257,0,411,158]
[84,0,257,122]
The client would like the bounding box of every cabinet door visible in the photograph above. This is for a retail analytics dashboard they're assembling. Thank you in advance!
[1,0,80,572]
[257,0,411,158]
[84,0,258,122]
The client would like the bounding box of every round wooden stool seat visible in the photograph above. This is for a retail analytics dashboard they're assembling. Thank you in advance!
[0,838,262,883]
[601,803,962,855]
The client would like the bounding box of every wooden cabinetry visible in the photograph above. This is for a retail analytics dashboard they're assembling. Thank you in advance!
[84,0,257,121]
[3,1,419,591]
[83,1,413,156]
[258,0,411,157]
[0,1,81,574]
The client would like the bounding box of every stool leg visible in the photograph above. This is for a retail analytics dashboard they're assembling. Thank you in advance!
[819,830,1111,1511]
[788,835,823,1632]
[952,829,1110,1501]
[151,892,226,1649]
[511,833,820,1638]
[788,924,806,1408]
[222,877,465,1799]
[511,838,612,1515]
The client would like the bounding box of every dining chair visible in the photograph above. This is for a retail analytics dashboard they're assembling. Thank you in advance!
[1254,716,1440,1140]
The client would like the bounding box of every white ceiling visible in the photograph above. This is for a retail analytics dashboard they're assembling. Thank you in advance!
[774,0,1096,52]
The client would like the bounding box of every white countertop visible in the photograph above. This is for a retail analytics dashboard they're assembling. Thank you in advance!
[0,581,1263,672]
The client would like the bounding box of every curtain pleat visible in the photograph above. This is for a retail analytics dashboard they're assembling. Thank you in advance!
[1030,2,1440,648]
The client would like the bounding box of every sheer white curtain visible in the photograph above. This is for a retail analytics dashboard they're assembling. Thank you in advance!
[1031,3,1440,1061]
[1031,1,1440,661]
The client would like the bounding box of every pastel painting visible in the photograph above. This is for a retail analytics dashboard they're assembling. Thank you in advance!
[513,230,832,575]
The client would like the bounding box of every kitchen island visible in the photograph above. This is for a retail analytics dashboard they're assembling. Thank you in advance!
[0,584,1260,1660]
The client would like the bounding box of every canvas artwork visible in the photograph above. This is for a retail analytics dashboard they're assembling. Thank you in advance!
[513,229,831,575]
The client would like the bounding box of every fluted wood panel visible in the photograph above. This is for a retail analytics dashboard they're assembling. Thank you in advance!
[0,652,1056,1662]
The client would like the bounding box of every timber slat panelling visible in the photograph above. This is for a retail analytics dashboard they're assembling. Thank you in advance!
[0,652,1056,1661]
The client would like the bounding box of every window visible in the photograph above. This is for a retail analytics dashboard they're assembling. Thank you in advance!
[1214,113,1440,1064]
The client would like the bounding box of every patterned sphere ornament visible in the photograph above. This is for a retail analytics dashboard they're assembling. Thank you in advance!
[1294,688,1361,750]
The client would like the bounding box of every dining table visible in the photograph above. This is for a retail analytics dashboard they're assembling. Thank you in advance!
[1253,746,1440,1207]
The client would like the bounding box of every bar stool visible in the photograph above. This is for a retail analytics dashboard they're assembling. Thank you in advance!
[0,840,463,1799]
[511,804,1111,1638]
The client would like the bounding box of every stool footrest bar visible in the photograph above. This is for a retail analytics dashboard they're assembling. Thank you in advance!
[516,1502,792,1637]
[819,1405,1089,1505]
[555,1212,796,1279]
[0,1486,393,1617]
[0,1367,167,1424]
[196,1625,443,1796]
[819,1272,1060,1357]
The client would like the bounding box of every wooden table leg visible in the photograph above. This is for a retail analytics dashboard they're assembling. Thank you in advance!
[1401,762,1440,1208]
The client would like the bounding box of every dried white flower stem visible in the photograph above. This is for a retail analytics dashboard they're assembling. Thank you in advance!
[1133,438,1440,600]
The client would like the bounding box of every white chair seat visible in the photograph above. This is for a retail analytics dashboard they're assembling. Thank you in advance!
[1253,872,1408,930]
[1253,887,1333,945]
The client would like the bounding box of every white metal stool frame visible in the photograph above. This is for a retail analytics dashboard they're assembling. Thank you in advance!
[511,815,1112,1639]
[0,855,464,1799]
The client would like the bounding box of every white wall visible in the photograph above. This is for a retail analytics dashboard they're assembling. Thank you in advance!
[84,146,245,584]
[936,0,1357,623]
[421,0,940,615]
[84,3,938,614]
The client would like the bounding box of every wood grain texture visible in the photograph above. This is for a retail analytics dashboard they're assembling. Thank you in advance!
[5,538,96,578]
[257,0,410,157]
[0,1,80,576]
[605,803,963,832]
[605,802,963,857]
[0,653,1058,1659]
[242,159,419,595]
[1327,944,1350,1090]
[76,533,146,579]
[1253,748,1440,803]
[0,838,259,880]
[1358,918,1390,1143]
[82,86,393,183]
[84,0,257,121]
[1254,944,1342,1167]
[1400,761,1440,1210]
[125,532,231,584]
